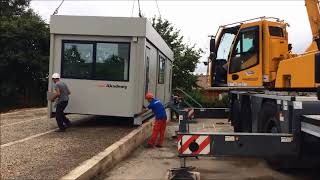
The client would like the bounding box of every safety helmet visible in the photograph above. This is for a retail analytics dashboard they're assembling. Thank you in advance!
[145,92,154,100]
[52,73,60,79]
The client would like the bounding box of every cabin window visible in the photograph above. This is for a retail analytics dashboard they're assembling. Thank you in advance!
[145,56,150,94]
[229,26,259,73]
[62,42,93,79]
[61,40,130,81]
[158,55,166,84]
[95,43,130,81]
[216,33,236,60]
[269,26,284,37]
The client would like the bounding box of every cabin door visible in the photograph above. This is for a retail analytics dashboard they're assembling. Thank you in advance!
[144,47,152,107]
[156,53,166,102]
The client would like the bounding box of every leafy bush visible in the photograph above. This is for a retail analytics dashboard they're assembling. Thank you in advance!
[0,1,49,112]
[186,89,229,108]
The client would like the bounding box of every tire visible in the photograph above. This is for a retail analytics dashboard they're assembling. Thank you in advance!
[240,98,252,132]
[230,97,241,132]
[265,117,281,133]
[259,100,280,133]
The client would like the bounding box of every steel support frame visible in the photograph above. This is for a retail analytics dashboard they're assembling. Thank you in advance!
[178,132,299,158]
[193,108,229,119]
[175,91,320,170]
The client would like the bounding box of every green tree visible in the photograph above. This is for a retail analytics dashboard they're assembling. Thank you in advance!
[64,46,83,64]
[0,0,30,17]
[0,0,50,111]
[151,17,202,90]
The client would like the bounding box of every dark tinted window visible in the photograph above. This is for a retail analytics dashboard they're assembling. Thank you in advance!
[62,41,130,81]
[229,26,259,73]
[269,26,284,37]
[62,43,93,79]
[158,55,165,84]
[96,43,130,81]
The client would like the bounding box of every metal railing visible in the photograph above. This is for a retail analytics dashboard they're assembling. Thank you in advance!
[174,88,203,108]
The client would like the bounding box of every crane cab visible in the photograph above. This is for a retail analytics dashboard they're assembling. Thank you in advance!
[209,17,289,88]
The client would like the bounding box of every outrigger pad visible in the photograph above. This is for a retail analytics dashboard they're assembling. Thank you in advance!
[166,167,200,180]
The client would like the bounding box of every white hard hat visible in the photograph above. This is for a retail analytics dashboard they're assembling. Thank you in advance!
[52,73,60,79]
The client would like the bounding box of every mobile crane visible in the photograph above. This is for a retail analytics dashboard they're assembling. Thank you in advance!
[208,0,320,133]
[176,0,320,169]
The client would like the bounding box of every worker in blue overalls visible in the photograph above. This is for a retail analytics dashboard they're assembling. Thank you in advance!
[144,92,167,148]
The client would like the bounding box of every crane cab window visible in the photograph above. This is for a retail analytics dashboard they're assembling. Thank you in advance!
[229,26,259,73]
[269,26,284,37]
[217,33,236,60]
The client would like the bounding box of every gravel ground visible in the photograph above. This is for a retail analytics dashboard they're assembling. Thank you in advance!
[1,108,47,126]
[1,108,135,179]
[104,119,319,180]
[1,117,56,145]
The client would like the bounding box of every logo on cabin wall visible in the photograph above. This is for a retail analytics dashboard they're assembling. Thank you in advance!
[245,70,255,76]
[242,77,258,81]
[97,82,127,90]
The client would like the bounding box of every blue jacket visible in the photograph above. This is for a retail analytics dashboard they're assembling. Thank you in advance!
[147,98,167,120]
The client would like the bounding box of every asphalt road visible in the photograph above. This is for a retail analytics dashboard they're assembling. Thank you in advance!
[1,108,135,179]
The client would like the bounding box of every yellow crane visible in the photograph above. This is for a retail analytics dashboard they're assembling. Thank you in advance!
[209,0,320,90]
[175,1,320,170]
[205,0,320,133]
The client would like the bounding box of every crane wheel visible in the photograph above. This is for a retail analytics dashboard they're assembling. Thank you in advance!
[259,100,280,133]
[230,98,241,132]
[264,117,280,133]
[240,98,252,132]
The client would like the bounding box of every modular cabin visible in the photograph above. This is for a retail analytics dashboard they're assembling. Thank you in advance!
[48,15,174,125]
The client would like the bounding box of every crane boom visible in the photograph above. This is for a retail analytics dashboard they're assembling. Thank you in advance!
[306,0,320,49]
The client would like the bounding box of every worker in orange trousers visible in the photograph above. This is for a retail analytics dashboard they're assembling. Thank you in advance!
[144,92,167,148]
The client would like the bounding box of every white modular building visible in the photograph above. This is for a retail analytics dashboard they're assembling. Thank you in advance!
[48,15,174,125]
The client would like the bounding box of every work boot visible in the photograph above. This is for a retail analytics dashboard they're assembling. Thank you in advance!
[55,128,65,132]
[64,122,72,128]
[144,143,154,148]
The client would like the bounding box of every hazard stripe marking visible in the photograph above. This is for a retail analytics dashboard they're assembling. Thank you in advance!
[187,109,194,118]
[178,135,199,154]
[192,136,210,155]
[188,109,194,118]
[177,134,182,142]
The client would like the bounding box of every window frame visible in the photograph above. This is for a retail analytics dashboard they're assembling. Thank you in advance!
[61,40,131,82]
[269,26,284,37]
[158,53,166,84]
[61,40,94,80]
[216,32,236,60]
[94,42,131,81]
[229,26,260,74]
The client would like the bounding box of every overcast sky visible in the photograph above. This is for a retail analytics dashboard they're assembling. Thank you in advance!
[30,0,311,74]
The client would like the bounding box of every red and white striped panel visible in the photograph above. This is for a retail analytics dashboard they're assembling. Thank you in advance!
[182,108,195,120]
[177,135,211,155]
[187,108,194,119]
